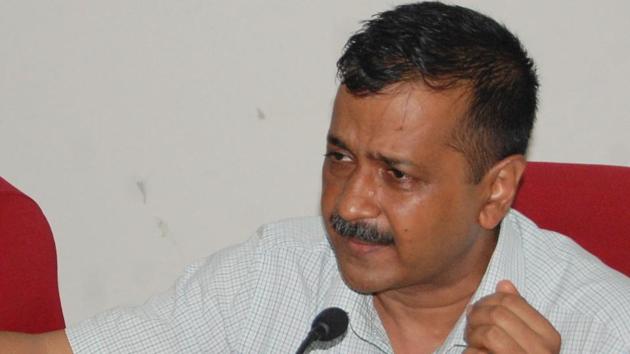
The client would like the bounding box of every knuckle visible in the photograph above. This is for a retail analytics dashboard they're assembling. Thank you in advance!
[483,325,503,342]
[488,306,509,324]
[499,293,518,307]
[481,326,518,353]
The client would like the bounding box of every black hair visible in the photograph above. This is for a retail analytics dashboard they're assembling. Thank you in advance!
[337,2,538,183]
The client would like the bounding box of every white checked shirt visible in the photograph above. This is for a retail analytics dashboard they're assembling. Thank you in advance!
[67,210,630,353]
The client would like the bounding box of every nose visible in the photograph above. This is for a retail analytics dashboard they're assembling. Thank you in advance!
[335,168,380,221]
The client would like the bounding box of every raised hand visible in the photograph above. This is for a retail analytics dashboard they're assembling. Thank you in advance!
[464,280,560,354]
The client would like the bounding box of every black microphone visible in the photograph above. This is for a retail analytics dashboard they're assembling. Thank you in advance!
[296,307,349,354]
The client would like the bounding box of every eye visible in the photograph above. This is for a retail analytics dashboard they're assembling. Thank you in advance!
[324,151,351,162]
[388,168,408,180]
[387,168,413,184]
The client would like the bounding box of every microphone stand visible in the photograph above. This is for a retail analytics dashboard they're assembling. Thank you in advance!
[295,330,320,354]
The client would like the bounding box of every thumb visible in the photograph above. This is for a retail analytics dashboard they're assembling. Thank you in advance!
[496,279,519,295]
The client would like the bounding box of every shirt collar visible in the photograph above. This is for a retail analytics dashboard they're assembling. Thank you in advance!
[439,209,527,351]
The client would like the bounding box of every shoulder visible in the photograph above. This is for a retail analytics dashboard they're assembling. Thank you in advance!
[181,215,334,300]
[506,211,630,348]
[254,216,331,253]
[180,216,338,350]
[193,216,329,273]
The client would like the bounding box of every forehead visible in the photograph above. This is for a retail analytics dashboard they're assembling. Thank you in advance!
[329,84,470,157]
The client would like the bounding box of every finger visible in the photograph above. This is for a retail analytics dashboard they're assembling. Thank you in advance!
[470,287,561,352]
[472,288,555,339]
[465,324,526,354]
[496,279,518,295]
[467,303,548,352]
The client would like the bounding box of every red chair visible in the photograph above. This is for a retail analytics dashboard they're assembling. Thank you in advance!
[0,177,65,333]
[513,162,630,277]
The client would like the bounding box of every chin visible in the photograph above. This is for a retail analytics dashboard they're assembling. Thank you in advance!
[341,275,380,295]
[340,272,372,294]
[335,258,392,295]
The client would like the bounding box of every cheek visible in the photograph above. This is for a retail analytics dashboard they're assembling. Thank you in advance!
[381,184,431,221]
[381,188,464,249]
[382,193,433,243]
[321,164,343,213]
[385,188,480,261]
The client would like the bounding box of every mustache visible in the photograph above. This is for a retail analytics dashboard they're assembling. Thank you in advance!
[330,213,395,246]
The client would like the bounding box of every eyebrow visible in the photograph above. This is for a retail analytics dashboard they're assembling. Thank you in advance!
[372,152,418,169]
[327,134,350,150]
[326,133,421,170]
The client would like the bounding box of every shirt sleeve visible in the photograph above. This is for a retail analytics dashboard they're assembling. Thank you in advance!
[66,231,261,353]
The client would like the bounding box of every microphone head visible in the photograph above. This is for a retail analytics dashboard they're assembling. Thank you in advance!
[310,307,349,341]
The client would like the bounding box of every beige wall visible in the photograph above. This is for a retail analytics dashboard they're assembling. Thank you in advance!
[1,0,628,323]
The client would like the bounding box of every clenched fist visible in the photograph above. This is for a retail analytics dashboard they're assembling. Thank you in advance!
[464,280,561,354]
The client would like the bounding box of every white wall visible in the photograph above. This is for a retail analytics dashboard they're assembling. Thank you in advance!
[1,0,628,324]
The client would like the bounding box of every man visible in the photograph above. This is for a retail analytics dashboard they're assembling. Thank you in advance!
[2,2,629,353]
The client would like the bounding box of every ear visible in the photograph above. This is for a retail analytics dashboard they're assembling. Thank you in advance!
[478,155,526,230]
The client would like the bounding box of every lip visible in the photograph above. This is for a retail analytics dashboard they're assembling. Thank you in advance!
[344,237,389,255]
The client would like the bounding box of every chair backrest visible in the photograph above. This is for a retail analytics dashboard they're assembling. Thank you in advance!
[513,162,630,277]
[0,177,65,333]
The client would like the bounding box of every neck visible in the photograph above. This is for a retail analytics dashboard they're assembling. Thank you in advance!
[373,228,498,353]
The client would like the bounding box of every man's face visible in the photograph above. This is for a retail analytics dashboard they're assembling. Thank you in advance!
[321,83,491,295]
